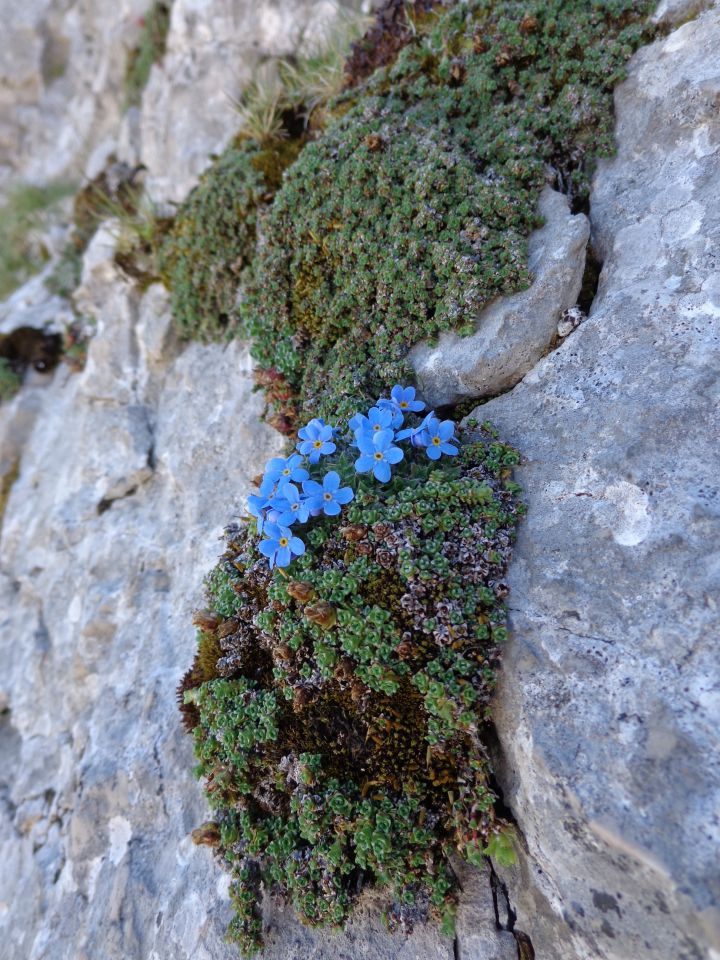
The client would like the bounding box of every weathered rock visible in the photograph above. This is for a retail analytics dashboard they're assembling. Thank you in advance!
[479,10,720,960]
[410,187,589,408]
[137,0,364,203]
[0,0,148,190]
[651,0,716,26]
[0,234,285,960]
[0,0,363,197]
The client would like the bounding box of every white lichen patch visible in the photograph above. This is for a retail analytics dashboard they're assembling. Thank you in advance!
[596,481,652,546]
[108,815,132,866]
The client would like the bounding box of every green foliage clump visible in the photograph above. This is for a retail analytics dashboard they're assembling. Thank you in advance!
[160,138,304,342]
[0,358,21,403]
[124,2,172,109]
[47,159,151,298]
[0,182,75,300]
[242,0,654,422]
[180,424,525,953]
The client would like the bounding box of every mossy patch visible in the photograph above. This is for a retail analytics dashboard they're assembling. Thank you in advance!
[0,458,20,528]
[0,359,21,404]
[124,2,172,110]
[0,182,75,300]
[242,0,654,423]
[181,423,524,953]
[159,137,303,342]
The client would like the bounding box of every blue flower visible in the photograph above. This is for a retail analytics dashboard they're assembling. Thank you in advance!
[257,475,289,525]
[258,522,306,569]
[378,384,425,416]
[273,482,311,526]
[263,454,309,486]
[247,493,268,533]
[421,416,458,460]
[355,429,404,482]
[297,419,337,464]
[396,411,434,447]
[302,471,355,516]
[348,406,395,440]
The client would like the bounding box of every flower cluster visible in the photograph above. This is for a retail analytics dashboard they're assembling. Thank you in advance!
[249,387,458,568]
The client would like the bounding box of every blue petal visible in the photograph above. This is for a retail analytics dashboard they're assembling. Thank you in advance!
[426,445,441,460]
[438,421,455,441]
[356,434,376,455]
[440,442,458,456]
[373,429,394,451]
[335,487,354,504]
[324,501,341,516]
[324,470,340,491]
[275,546,291,567]
[302,480,323,497]
[258,540,277,558]
[385,446,404,464]
[355,454,374,473]
[289,537,305,556]
[373,461,391,483]
[260,476,277,497]
[348,413,365,432]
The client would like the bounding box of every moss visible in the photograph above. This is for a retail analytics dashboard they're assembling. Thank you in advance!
[159,9,370,345]
[124,2,172,110]
[181,423,525,953]
[0,182,75,300]
[0,458,20,528]
[242,0,654,423]
[46,159,147,299]
[0,359,21,404]
[160,138,299,342]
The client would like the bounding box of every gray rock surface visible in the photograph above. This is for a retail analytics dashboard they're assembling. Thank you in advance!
[0,0,365,198]
[2,1,719,958]
[410,187,589,408]
[0,0,148,191]
[479,10,720,960]
[137,0,365,203]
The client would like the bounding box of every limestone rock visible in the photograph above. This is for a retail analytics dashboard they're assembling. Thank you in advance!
[478,11,720,960]
[410,187,589,408]
[0,0,149,190]
[138,0,364,203]
[0,229,284,960]
[651,0,716,26]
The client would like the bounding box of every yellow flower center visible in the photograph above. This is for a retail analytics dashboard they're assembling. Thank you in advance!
[324,492,332,500]
[279,537,289,547]
[400,401,408,408]
[374,452,384,460]
[373,423,381,431]
[313,440,323,448]
[432,436,441,445]
[283,468,291,476]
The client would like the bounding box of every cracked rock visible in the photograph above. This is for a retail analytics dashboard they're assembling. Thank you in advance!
[481,10,720,960]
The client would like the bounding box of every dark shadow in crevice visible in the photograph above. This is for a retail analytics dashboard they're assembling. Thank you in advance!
[577,243,603,316]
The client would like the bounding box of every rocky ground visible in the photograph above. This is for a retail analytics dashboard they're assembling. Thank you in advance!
[0,1,718,959]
